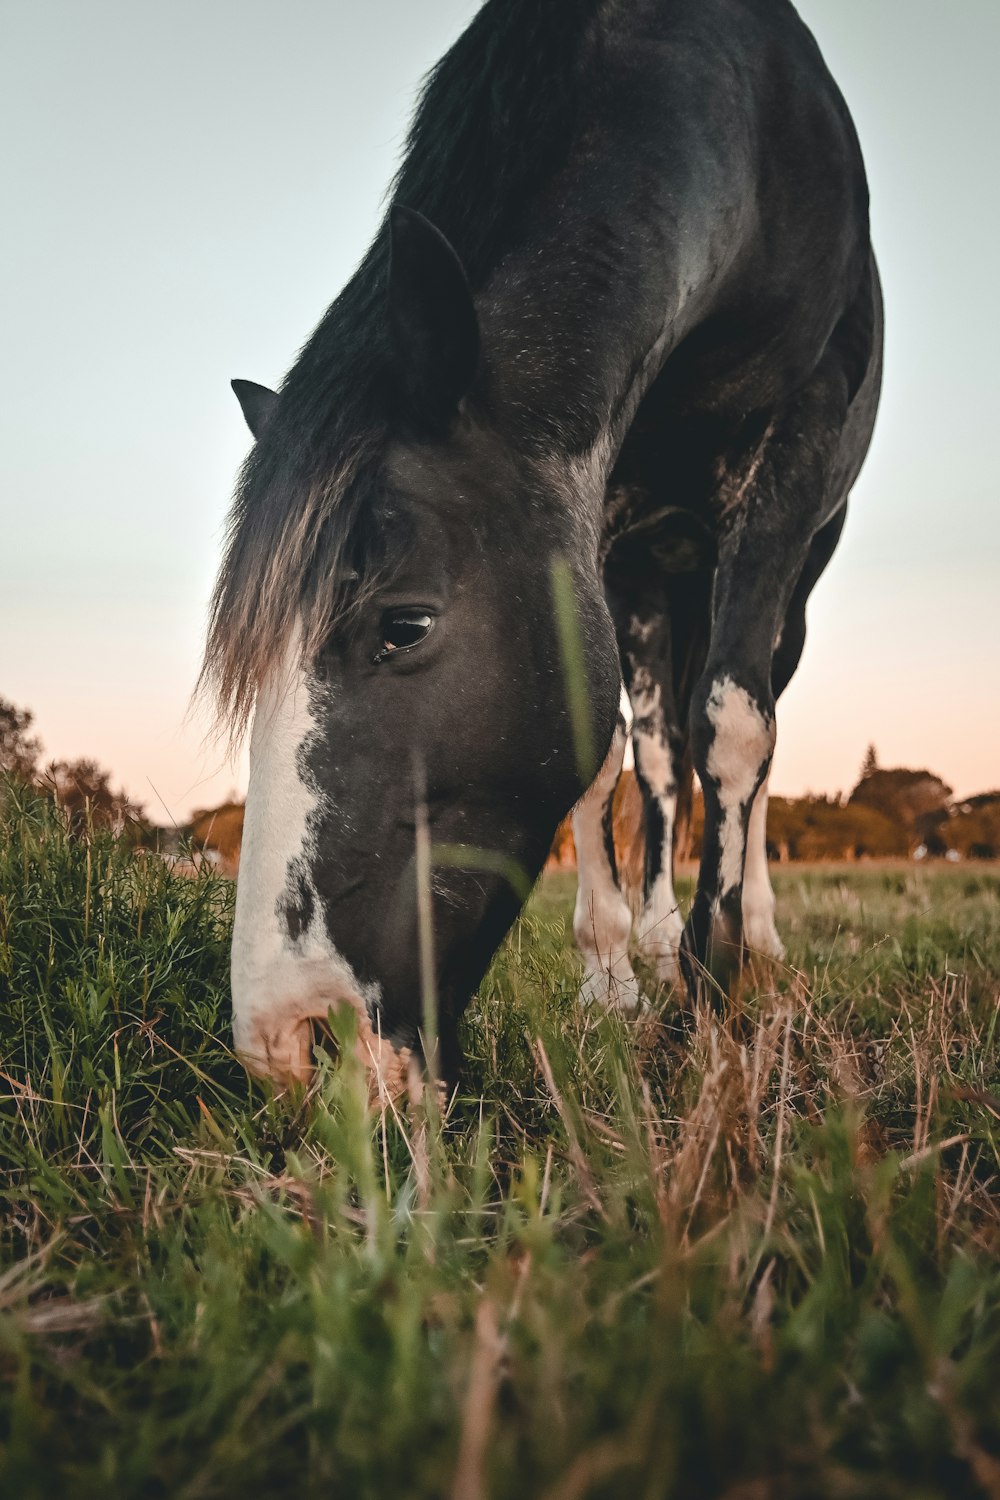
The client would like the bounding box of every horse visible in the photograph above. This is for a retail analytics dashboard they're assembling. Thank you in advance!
[203,0,883,1092]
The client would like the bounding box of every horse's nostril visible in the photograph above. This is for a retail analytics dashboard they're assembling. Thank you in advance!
[234,997,418,1105]
[235,1013,316,1089]
[311,1014,341,1068]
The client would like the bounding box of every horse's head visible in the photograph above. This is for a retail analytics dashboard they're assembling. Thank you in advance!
[210,209,621,1093]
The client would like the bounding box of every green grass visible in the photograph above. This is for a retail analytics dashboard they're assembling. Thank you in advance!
[2,780,1000,1499]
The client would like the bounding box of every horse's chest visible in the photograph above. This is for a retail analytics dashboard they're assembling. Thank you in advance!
[602,373,777,576]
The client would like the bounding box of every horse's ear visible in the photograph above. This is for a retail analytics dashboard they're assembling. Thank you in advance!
[388,205,479,429]
[231,379,279,439]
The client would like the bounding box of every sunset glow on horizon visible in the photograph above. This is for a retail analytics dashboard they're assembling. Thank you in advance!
[3,0,998,823]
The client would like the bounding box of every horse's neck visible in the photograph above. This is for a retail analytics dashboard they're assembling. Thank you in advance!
[478,132,750,456]
[479,192,746,547]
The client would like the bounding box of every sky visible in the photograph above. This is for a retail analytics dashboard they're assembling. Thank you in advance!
[2,0,998,822]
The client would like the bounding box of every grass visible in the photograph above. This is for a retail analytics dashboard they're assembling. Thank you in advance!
[1,779,999,1499]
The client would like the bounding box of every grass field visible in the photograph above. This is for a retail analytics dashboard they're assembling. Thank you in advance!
[2,780,1000,1499]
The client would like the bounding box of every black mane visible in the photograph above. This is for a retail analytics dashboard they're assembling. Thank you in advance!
[203,0,607,731]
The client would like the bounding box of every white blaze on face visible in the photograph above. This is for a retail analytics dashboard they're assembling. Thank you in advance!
[232,641,412,1097]
[704,675,774,898]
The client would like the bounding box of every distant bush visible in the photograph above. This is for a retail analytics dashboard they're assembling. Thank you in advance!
[39,757,146,842]
[549,768,1000,872]
[0,696,41,782]
[923,794,1000,861]
[0,694,148,844]
[767,795,905,860]
[849,766,952,830]
[189,801,245,863]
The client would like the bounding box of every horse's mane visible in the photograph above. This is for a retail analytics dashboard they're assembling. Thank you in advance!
[202,0,606,736]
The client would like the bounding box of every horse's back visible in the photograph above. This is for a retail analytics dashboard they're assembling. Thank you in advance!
[604,0,872,274]
[565,0,875,404]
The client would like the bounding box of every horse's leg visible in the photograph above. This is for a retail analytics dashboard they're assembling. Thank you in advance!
[742,506,848,961]
[571,712,641,1012]
[618,613,687,985]
[681,363,851,993]
[741,771,784,959]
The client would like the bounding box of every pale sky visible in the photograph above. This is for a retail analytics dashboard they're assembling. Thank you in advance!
[2,0,998,821]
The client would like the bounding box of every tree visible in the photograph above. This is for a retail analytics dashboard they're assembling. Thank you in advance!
[41,758,144,836]
[859,743,879,781]
[849,767,952,839]
[928,792,1000,861]
[0,696,41,781]
[767,794,906,861]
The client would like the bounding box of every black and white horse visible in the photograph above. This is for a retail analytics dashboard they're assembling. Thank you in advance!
[205,0,882,1089]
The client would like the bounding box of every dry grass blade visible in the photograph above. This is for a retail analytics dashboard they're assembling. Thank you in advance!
[533,1036,604,1218]
[541,1437,636,1500]
[9,1294,113,1336]
[450,1299,504,1500]
[763,1008,794,1241]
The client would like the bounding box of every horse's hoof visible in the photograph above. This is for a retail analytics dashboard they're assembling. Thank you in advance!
[578,966,645,1016]
[743,924,786,962]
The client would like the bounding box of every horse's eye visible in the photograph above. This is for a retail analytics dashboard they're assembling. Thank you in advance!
[377,609,434,661]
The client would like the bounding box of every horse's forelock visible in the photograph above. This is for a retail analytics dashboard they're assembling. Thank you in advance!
[199,432,388,743]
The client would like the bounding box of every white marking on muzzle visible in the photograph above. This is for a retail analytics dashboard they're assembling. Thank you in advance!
[231,641,411,1096]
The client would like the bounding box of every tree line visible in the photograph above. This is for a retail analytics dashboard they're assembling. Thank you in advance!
[551,744,1000,869]
[0,696,145,838]
[4,696,997,865]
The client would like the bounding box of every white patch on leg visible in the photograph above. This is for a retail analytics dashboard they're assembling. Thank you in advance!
[704,675,774,897]
[572,720,641,1013]
[629,669,683,982]
[636,789,684,983]
[232,638,410,1097]
[742,773,785,959]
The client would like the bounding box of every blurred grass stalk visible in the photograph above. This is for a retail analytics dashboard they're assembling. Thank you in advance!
[550,554,598,788]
